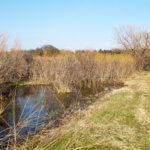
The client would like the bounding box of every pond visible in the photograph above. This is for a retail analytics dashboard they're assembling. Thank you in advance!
[0,82,122,147]
[0,85,83,146]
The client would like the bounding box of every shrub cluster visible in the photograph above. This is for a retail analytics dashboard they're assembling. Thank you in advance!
[0,32,136,93]
[30,51,135,92]
[0,51,32,84]
[102,49,150,71]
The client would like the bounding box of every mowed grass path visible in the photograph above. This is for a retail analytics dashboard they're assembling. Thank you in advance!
[19,72,150,150]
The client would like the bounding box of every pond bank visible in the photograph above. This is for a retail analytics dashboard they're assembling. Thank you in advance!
[0,79,124,149]
[16,71,150,150]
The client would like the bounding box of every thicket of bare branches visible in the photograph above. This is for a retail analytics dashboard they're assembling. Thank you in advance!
[30,51,135,93]
[0,51,32,83]
[0,35,32,84]
[115,26,150,70]
[115,26,150,50]
[0,32,136,92]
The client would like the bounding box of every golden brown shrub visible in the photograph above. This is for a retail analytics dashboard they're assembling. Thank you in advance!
[30,51,135,92]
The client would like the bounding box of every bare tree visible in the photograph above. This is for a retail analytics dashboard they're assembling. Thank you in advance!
[115,25,150,50]
[115,25,150,70]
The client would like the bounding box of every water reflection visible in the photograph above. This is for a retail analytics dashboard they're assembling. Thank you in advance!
[0,85,68,144]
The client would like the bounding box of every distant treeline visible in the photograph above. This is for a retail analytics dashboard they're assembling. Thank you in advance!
[24,44,150,71]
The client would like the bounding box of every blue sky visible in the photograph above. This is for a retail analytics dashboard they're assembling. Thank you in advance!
[0,0,150,50]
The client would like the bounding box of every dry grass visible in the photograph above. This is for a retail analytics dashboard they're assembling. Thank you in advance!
[30,51,136,93]
[0,103,5,115]
[0,34,31,85]
[0,93,48,149]
[17,71,150,150]
[0,100,9,115]
[0,35,136,94]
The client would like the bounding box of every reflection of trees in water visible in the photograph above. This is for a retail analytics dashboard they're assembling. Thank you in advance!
[16,86,37,98]
[0,98,21,128]
[0,99,9,115]
[57,92,75,108]
[0,85,76,141]
[0,98,21,144]
[15,85,66,125]
[0,99,11,129]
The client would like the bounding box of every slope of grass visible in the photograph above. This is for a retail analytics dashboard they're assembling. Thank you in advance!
[18,72,150,150]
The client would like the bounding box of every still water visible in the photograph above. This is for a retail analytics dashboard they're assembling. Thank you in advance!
[0,85,77,144]
[0,82,123,147]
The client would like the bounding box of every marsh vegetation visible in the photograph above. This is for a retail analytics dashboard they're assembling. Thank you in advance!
[0,26,150,149]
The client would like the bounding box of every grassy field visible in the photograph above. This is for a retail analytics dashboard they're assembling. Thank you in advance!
[18,71,150,150]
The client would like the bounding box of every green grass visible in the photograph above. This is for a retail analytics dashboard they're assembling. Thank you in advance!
[18,72,150,150]
[7,80,28,86]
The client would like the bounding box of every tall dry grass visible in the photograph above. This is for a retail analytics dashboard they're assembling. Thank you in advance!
[0,101,5,115]
[0,51,30,84]
[0,34,32,85]
[30,51,136,93]
[0,32,136,94]
[0,96,47,149]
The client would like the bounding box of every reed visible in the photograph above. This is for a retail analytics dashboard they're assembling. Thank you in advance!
[0,96,46,149]
[30,51,136,93]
